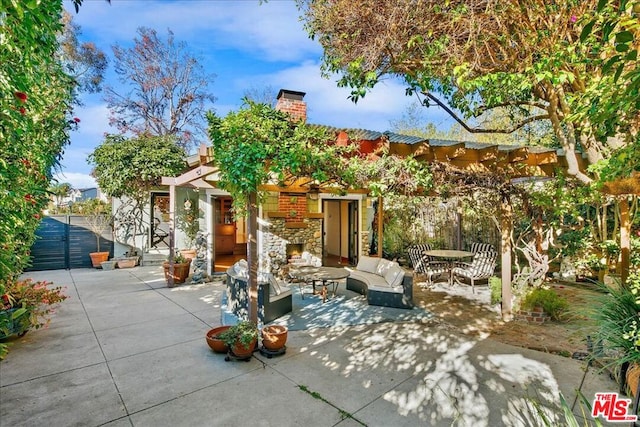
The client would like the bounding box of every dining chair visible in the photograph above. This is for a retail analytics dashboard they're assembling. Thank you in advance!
[451,250,498,292]
[407,244,448,286]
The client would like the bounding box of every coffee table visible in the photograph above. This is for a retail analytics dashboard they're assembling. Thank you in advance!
[289,266,350,302]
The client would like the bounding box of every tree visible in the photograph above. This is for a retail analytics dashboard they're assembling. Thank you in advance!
[58,11,108,101]
[298,0,639,184]
[48,182,72,207]
[243,84,278,107]
[88,134,187,252]
[105,27,216,151]
[0,0,80,285]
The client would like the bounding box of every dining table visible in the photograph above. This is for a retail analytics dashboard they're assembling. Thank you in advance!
[424,249,474,286]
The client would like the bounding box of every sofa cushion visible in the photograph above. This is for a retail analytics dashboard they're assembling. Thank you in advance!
[350,270,388,288]
[384,265,405,288]
[375,259,397,277]
[268,274,282,295]
[367,283,401,293]
[356,256,380,274]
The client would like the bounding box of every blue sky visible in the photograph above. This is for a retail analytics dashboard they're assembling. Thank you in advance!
[58,0,453,188]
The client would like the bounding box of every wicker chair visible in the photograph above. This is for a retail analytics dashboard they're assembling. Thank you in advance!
[451,251,497,293]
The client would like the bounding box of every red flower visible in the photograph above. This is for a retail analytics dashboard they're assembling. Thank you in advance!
[19,107,26,115]
[14,91,27,102]
[34,213,40,219]
[73,117,81,123]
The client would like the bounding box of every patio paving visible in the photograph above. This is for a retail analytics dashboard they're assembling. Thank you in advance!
[0,266,621,426]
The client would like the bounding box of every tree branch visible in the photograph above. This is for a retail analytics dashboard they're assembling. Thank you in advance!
[422,92,549,134]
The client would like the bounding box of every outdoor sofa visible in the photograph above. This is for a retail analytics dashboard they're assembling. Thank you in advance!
[346,256,414,309]
[226,260,293,324]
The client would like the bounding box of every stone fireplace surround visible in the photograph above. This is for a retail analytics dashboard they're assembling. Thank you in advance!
[261,217,322,276]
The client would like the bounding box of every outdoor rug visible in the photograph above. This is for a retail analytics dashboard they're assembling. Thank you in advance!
[221,282,434,331]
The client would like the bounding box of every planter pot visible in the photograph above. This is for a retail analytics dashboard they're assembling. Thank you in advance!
[230,337,257,359]
[116,257,137,269]
[89,252,110,268]
[627,363,640,397]
[100,260,117,271]
[163,259,192,286]
[206,326,231,353]
[0,307,31,340]
[180,249,197,260]
[261,325,288,351]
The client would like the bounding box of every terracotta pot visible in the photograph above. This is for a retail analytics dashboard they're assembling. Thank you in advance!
[627,363,640,397]
[261,325,288,351]
[180,249,197,260]
[89,252,110,268]
[206,326,231,353]
[231,338,257,359]
[117,257,137,269]
[163,259,191,286]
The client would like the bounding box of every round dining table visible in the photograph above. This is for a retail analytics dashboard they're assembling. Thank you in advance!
[424,250,474,286]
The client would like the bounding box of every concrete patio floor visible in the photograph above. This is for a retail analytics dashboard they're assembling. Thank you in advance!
[0,266,620,426]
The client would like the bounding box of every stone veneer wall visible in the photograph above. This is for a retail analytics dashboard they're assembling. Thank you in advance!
[261,217,322,275]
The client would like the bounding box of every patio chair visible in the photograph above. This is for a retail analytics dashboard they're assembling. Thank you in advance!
[407,244,448,286]
[451,250,497,293]
[469,242,495,254]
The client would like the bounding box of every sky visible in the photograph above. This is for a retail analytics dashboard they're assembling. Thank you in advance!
[57,0,453,189]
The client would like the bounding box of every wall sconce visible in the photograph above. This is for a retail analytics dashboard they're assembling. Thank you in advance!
[183,199,192,210]
[307,184,320,200]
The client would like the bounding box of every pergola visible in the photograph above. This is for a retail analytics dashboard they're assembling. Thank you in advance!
[163,131,601,322]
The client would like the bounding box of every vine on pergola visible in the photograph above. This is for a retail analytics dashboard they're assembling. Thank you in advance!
[206,100,434,213]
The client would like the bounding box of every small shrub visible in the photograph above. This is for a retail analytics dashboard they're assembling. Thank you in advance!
[521,288,569,320]
[489,277,502,305]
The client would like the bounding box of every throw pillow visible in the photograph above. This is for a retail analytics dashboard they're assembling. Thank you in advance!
[357,256,380,274]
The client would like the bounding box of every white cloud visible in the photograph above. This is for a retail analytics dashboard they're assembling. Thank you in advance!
[66,0,319,62]
[74,103,110,139]
[243,62,454,131]
[53,171,96,189]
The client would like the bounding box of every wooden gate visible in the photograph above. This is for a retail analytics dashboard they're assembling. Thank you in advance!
[26,215,113,271]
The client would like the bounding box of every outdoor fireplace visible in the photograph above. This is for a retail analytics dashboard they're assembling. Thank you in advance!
[286,243,304,263]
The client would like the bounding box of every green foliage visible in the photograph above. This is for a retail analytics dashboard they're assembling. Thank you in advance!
[88,134,187,202]
[218,320,258,348]
[489,277,502,305]
[207,100,355,215]
[88,134,186,250]
[589,272,640,368]
[176,199,201,248]
[0,0,78,285]
[1,278,68,359]
[521,288,569,320]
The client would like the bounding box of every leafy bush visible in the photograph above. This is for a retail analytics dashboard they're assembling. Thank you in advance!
[489,277,502,305]
[589,273,640,369]
[521,288,569,320]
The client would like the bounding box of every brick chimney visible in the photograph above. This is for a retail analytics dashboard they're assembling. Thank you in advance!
[275,89,307,122]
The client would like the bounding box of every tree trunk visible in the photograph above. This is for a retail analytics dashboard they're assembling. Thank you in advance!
[247,192,259,324]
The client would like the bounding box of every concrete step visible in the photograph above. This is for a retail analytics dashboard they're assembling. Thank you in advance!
[142,253,167,266]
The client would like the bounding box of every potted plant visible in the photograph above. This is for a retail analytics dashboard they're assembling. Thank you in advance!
[162,252,191,286]
[218,320,258,359]
[176,198,200,260]
[78,199,113,268]
[0,279,68,359]
[205,325,232,353]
